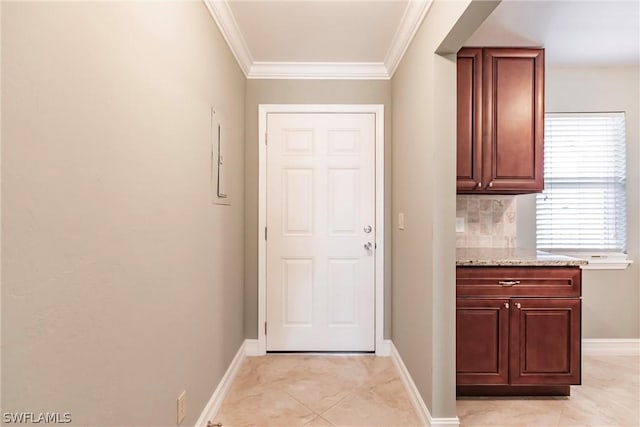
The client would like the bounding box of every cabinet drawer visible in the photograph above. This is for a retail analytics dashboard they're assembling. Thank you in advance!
[456,267,581,297]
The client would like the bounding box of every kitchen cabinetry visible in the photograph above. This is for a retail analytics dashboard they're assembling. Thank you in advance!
[456,266,582,396]
[457,47,545,194]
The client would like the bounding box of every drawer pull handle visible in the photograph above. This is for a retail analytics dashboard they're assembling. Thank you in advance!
[498,280,520,287]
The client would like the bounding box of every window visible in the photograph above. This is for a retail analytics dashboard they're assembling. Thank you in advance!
[536,112,627,255]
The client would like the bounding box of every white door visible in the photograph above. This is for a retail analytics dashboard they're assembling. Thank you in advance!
[266,113,376,351]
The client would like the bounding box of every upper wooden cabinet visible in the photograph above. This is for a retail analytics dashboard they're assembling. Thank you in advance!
[457,47,545,194]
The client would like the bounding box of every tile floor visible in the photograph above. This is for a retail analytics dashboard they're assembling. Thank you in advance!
[458,355,640,427]
[214,355,419,426]
[213,354,640,427]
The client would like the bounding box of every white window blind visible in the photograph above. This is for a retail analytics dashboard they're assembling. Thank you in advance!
[536,112,627,252]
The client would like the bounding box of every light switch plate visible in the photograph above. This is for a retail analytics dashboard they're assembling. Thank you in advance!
[398,213,405,230]
[456,217,465,233]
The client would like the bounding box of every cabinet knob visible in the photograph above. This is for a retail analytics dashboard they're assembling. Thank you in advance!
[488,181,494,188]
[504,302,510,309]
[515,302,522,309]
[477,181,482,188]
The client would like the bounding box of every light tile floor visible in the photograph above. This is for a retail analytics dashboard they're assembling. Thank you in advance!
[458,355,640,427]
[214,355,419,427]
[213,354,640,427]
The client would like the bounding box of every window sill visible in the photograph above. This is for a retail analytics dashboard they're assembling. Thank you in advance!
[560,252,633,270]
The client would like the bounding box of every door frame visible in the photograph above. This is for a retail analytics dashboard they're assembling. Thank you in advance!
[257,104,385,355]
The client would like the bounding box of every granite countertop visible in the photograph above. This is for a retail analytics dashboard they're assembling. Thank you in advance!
[456,248,588,267]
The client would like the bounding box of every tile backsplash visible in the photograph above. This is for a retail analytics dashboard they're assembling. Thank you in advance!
[456,195,517,248]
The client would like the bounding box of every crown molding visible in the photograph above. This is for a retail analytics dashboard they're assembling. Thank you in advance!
[204,0,432,80]
[204,0,252,76]
[384,0,434,78]
[248,62,390,80]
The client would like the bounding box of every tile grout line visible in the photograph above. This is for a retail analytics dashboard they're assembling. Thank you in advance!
[284,384,354,424]
[316,386,358,422]
[282,389,320,419]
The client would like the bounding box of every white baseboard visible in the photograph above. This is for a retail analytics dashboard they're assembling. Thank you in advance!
[244,339,261,356]
[194,340,249,427]
[389,342,460,427]
[583,338,640,356]
[377,339,392,356]
[429,419,461,427]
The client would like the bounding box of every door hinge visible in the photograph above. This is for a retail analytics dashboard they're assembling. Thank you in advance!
[264,227,267,240]
[264,322,267,335]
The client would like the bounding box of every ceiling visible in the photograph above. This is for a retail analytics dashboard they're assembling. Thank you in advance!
[466,0,640,67]
[205,0,640,80]
[205,0,430,79]
[228,1,407,63]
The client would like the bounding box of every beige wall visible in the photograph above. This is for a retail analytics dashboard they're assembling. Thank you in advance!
[243,79,392,339]
[391,0,497,418]
[2,2,245,425]
[518,66,640,338]
[0,0,3,411]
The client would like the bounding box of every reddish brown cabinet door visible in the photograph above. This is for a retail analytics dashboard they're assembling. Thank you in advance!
[456,47,544,194]
[510,298,581,385]
[482,48,545,193]
[456,48,483,192]
[457,298,509,385]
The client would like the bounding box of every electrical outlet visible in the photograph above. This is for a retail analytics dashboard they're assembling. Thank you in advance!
[177,390,186,424]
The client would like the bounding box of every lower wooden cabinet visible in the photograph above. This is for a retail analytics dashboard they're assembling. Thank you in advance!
[457,298,509,385]
[510,298,581,385]
[456,266,582,395]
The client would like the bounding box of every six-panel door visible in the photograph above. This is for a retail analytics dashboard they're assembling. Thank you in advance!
[266,113,376,352]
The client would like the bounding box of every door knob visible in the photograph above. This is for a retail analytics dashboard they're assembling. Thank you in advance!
[364,242,373,251]
[364,225,372,233]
